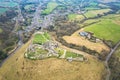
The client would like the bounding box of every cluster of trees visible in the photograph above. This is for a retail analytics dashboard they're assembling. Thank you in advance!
[0,10,18,63]
[0,9,17,23]
[0,51,7,63]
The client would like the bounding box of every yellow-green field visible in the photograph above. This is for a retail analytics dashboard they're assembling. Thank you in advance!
[33,32,50,44]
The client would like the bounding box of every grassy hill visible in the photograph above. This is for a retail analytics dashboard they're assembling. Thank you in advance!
[0,37,107,80]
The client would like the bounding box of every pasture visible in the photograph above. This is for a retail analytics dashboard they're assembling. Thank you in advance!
[68,14,84,21]
[84,14,120,44]
[84,9,111,18]
[42,2,58,15]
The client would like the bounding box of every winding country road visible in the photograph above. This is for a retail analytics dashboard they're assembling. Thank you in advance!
[105,41,120,62]
[105,41,120,80]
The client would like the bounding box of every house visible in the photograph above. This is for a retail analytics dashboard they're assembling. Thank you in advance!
[79,32,88,37]
[79,31,91,39]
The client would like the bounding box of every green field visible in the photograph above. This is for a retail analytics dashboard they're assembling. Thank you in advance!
[65,51,83,58]
[84,15,120,44]
[84,9,111,18]
[42,2,58,15]
[0,2,18,7]
[68,14,84,21]
[33,32,50,45]
[0,8,8,15]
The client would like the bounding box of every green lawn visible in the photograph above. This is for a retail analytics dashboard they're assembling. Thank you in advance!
[33,32,50,45]
[42,2,58,15]
[65,51,83,58]
[84,15,120,44]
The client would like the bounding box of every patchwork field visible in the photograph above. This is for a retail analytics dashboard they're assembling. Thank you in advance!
[84,14,120,44]
[0,38,107,80]
[42,1,58,15]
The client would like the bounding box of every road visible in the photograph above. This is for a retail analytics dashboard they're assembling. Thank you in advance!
[106,41,120,62]
[0,3,24,67]
[0,31,23,67]
[105,41,120,80]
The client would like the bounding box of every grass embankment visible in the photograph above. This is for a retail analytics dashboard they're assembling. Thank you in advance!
[42,2,58,15]
[65,51,83,58]
[0,38,107,80]
[84,14,120,44]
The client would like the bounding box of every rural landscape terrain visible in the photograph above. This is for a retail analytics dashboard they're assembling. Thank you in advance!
[0,0,120,80]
